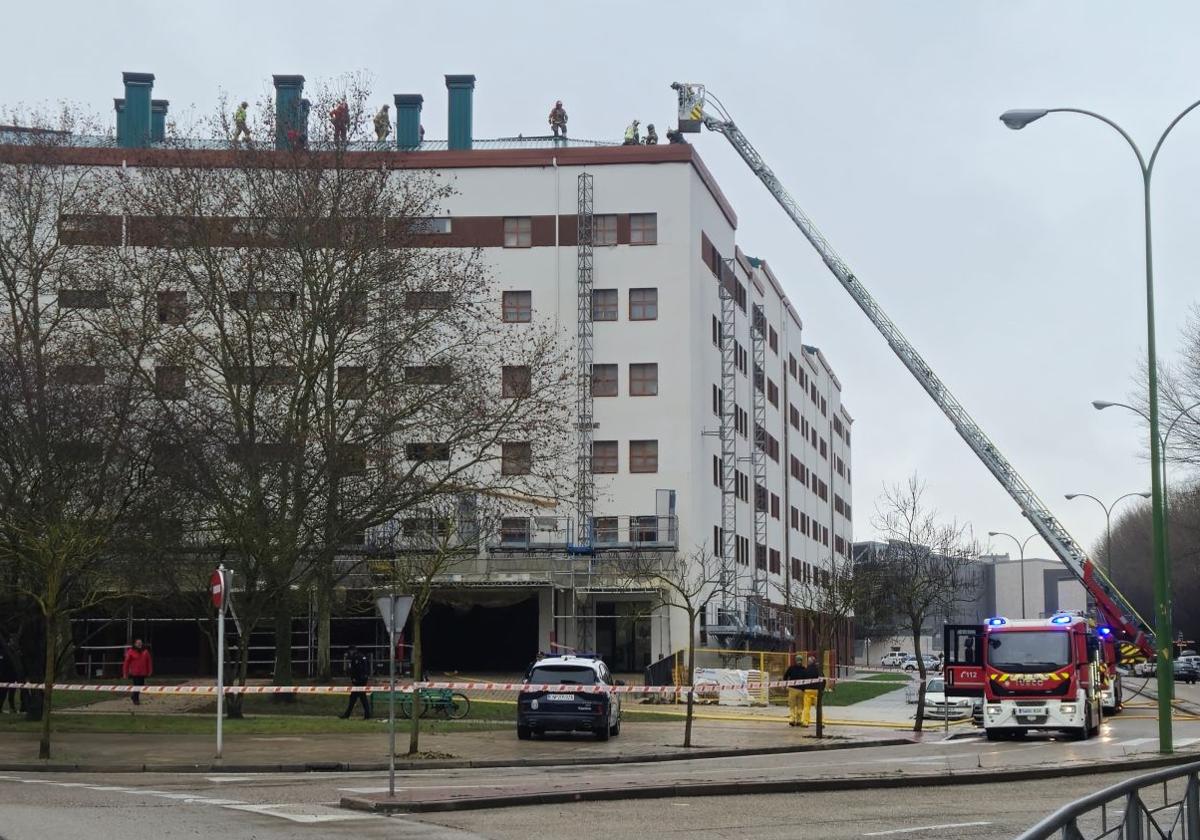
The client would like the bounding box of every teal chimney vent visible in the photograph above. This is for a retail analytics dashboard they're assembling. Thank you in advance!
[119,72,154,148]
[151,99,169,143]
[113,98,126,144]
[445,75,475,151]
[394,94,423,148]
[272,75,306,150]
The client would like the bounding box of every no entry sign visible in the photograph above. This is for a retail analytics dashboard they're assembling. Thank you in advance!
[211,569,225,609]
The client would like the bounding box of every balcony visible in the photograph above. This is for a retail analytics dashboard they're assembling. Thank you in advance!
[491,515,678,553]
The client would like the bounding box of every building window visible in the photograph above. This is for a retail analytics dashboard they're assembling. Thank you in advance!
[712,315,721,347]
[630,213,657,245]
[410,217,452,235]
[630,439,658,473]
[791,556,802,580]
[157,291,187,324]
[404,365,453,385]
[58,289,110,309]
[712,455,722,487]
[592,440,618,474]
[405,442,450,462]
[502,290,532,323]
[768,326,778,354]
[229,289,296,310]
[821,396,828,417]
[790,506,799,529]
[712,384,721,417]
[594,517,618,543]
[790,405,800,430]
[767,379,779,407]
[501,441,532,475]
[503,216,532,248]
[770,493,780,520]
[629,288,658,321]
[755,543,767,571]
[591,364,618,397]
[754,483,767,512]
[155,365,186,399]
[501,517,530,544]
[502,365,531,398]
[594,215,617,246]
[791,456,802,480]
[405,291,451,310]
[629,363,658,396]
[53,364,104,386]
[769,548,780,575]
[592,288,618,321]
[338,366,367,399]
[789,354,798,378]
[632,516,659,543]
[820,437,828,459]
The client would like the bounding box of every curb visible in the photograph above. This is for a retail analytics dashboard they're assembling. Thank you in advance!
[340,750,1200,814]
[0,736,912,775]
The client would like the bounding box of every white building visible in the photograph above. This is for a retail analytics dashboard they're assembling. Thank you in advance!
[8,72,856,675]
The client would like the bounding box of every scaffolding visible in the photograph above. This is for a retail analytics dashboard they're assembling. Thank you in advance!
[750,303,769,617]
[718,260,739,628]
[575,172,595,547]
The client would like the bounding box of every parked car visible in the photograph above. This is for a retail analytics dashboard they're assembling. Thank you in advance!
[922,677,974,719]
[903,654,942,673]
[516,654,622,741]
[1174,659,1199,685]
[880,651,910,667]
[1134,660,1156,677]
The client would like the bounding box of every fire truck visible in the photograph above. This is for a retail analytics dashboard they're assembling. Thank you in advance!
[943,613,1117,740]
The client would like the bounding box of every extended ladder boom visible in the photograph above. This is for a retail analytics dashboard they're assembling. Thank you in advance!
[671,82,1154,658]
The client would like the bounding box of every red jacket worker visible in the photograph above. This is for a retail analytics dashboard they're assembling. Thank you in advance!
[122,639,153,705]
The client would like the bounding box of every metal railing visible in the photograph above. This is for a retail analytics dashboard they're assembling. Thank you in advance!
[1018,760,1200,839]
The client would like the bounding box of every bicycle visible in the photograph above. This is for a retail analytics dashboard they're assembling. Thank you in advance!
[397,688,470,720]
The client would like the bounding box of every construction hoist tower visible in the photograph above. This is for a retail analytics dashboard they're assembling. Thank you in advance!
[575,172,595,546]
[749,304,769,620]
[718,265,739,627]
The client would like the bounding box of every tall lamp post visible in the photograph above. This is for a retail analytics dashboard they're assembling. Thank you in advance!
[1093,400,1200,512]
[986,531,1039,619]
[1002,101,1200,754]
[1063,491,1152,579]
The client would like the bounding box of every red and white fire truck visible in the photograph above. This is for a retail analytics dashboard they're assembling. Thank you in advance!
[944,612,1119,740]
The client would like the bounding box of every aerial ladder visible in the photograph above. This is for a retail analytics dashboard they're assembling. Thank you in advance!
[671,82,1155,661]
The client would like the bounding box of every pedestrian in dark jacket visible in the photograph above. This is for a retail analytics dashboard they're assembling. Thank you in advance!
[339,645,372,719]
[0,645,17,713]
[783,655,807,727]
[122,639,153,705]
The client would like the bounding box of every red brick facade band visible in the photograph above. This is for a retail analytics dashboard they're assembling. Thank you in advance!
[0,142,738,229]
[58,213,652,248]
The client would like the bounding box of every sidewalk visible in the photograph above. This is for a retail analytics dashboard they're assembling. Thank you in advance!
[0,718,913,772]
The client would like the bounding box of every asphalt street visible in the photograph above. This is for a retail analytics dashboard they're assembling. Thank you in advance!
[1,714,1198,839]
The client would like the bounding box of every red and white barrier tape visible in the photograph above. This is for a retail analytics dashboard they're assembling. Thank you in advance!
[0,676,851,696]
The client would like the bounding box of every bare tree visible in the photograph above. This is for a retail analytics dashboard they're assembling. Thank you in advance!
[871,475,980,731]
[100,81,570,708]
[368,496,511,756]
[621,545,727,748]
[0,110,159,756]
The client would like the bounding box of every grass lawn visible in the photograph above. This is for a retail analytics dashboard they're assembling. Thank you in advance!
[0,711,508,736]
[770,672,909,708]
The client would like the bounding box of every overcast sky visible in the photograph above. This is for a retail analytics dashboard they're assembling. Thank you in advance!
[6,1,1199,560]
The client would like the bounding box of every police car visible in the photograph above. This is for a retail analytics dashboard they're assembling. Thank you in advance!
[516,654,623,741]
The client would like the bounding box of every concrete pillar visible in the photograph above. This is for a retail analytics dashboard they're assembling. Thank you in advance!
[119,72,154,148]
[151,99,168,143]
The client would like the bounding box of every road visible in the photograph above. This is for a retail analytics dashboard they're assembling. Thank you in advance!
[1,714,1197,839]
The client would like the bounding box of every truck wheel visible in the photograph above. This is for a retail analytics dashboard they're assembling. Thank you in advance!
[517,725,532,740]
[985,729,1002,741]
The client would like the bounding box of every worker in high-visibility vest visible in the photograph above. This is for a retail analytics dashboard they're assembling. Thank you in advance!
[373,104,391,142]
[783,655,807,727]
[232,101,251,144]
[623,119,640,145]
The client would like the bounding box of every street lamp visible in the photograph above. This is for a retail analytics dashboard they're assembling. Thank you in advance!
[1005,100,1200,754]
[986,531,1039,619]
[1063,492,1151,579]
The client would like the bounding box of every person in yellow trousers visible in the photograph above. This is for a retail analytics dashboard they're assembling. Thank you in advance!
[801,655,825,728]
[783,654,807,727]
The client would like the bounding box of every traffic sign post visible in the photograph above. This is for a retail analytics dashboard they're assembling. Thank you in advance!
[375,594,413,799]
[213,566,229,759]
